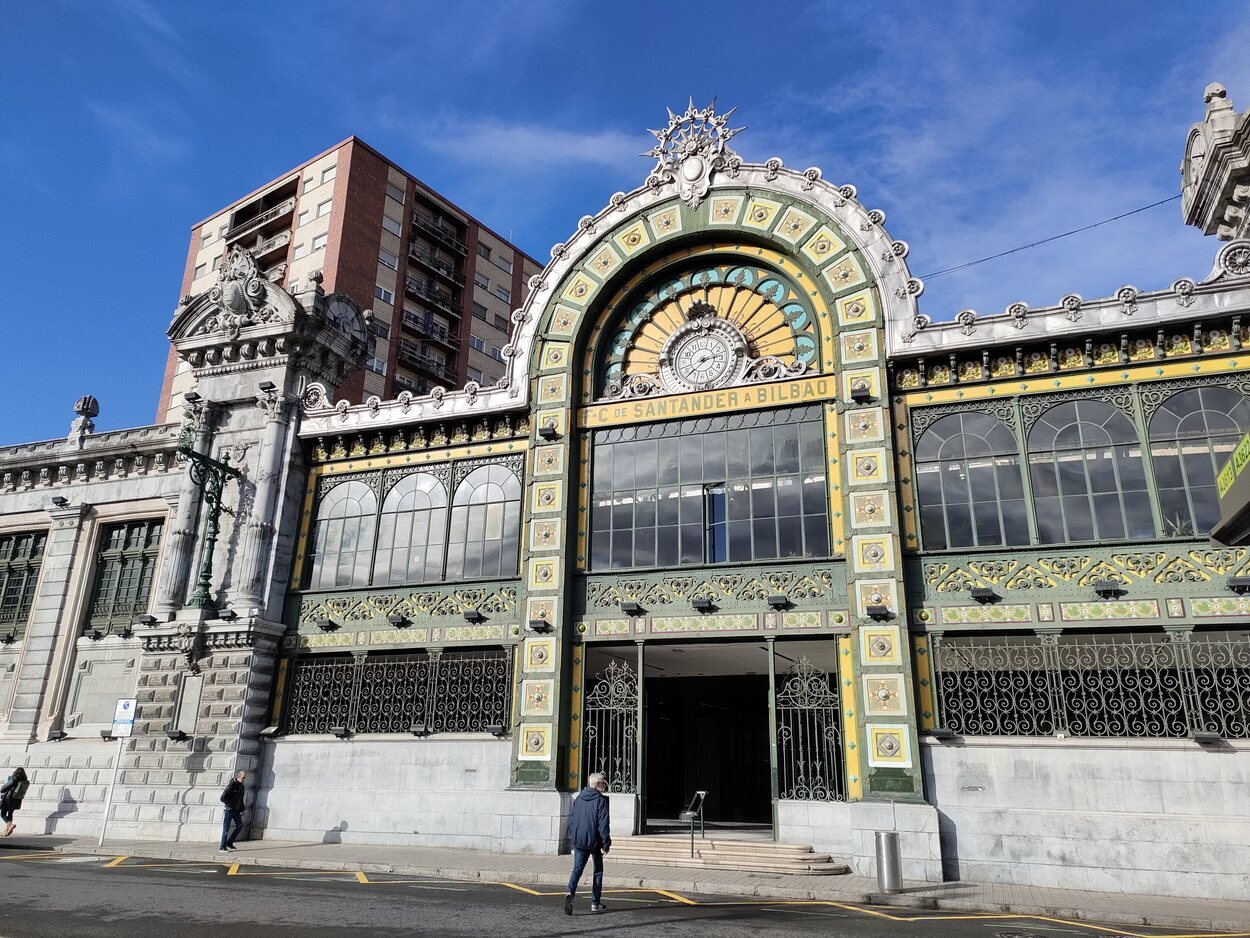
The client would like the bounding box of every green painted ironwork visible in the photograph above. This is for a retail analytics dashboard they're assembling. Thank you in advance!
[177,428,241,613]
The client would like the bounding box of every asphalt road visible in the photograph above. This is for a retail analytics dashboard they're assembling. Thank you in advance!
[0,852,1230,938]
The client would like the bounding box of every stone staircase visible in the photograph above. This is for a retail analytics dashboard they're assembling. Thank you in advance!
[607,835,850,875]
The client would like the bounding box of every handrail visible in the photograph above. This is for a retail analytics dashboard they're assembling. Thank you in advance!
[401,312,459,347]
[412,212,467,254]
[408,245,465,285]
[226,197,296,240]
[404,276,457,312]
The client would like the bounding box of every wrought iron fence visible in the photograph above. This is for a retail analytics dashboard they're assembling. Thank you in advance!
[931,630,1250,739]
[582,660,638,793]
[282,649,511,735]
[776,657,845,801]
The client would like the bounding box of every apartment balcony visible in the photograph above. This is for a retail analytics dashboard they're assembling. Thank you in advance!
[397,344,453,385]
[253,230,291,260]
[404,276,459,316]
[408,244,465,286]
[412,212,467,255]
[226,197,296,242]
[400,311,460,349]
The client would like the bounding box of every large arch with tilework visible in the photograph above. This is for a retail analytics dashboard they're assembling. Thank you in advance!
[506,105,931,823]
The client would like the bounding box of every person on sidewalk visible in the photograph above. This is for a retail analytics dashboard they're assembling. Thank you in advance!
[218,769,247,851]
[564,771,611,915]
[1,767,29,837]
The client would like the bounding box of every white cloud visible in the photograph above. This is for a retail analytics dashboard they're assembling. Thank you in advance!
[397,112,640,174]
[88,102,188,162]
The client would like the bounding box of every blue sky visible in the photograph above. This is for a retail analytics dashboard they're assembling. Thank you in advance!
[2,1,1248,445]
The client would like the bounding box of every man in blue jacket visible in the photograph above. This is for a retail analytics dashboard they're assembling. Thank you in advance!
[564,771,611,915]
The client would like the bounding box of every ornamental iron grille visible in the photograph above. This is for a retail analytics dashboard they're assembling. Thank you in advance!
[931,630,1250,739]
[0,530,46,640]
[775,657,845,801]
[281,648,511,735]
[582,659,639,793]
[84,520,163,635]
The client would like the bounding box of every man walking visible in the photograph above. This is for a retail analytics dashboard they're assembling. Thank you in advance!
[219,769,247,851]
[564,771,611,915]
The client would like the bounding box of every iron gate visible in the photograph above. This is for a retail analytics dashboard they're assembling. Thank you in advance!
[581,659,639,792]
[775,657,845,801]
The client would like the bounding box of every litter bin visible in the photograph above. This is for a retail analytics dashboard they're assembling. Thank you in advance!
[874,830,902,893]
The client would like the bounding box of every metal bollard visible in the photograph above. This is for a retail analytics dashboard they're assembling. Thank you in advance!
[874,830,902,893]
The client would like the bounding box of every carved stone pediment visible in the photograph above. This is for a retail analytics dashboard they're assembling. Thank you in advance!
[166,248,367,388]
[168,246,299,345]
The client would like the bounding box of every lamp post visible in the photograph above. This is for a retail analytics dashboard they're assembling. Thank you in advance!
[177,427,241,613]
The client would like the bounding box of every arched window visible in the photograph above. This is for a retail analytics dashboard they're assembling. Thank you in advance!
[446,466,521,580]
[307,481,377,589]
[374,472,448,585]
[1028,400,1151,544]
[914,412,1027,550]
[1149,387,1250,536]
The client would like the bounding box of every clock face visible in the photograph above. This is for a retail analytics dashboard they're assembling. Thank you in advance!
[324,294,365,343]
[673,332,736,388]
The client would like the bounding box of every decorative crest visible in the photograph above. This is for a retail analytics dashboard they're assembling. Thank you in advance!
[645,98,745,208]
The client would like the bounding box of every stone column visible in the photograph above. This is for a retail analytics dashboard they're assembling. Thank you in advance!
[231,392,294,616]
[3,503,91,741]
[153,401,213,618]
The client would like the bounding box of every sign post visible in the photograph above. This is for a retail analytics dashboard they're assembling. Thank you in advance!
[98,697,136,848]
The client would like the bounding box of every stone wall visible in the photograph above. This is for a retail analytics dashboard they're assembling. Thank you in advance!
[922,738,1250,901]
[777,799,943,882]
[255,735,571,853]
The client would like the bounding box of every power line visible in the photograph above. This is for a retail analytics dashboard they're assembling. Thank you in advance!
[917,195,1182,280]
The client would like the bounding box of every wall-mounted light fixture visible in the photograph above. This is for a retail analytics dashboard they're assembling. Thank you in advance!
[387,612,409,627]
[621,601,643,617]
[767,594,791,611]
[315,618,339,632]
[1092,579,1122,599]
[409,723,430,737]
[527,619,554,634]
[51,496,69,508]
[970,586,999,604]
[462,608,484,623]
[486,724,507,737]
[329,725,350,739]
[537,419,561,441]
[691,598,714,614]
[166,729,188,742]
[1227,576,1250,595]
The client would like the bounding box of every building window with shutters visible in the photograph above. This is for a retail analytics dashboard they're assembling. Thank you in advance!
[0,530,46,641]
[84,520,164,636]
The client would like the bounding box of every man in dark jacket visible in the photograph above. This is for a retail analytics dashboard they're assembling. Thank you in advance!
[218,769,247,851]
[564,771,611,915]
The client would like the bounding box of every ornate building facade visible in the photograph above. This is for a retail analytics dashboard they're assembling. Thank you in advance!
[1,87,1248,900]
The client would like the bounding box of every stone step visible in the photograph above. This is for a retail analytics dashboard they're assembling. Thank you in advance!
[606,835,850,875]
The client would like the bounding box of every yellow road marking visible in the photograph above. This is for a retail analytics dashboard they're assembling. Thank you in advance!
[653,888,699,906]
[500,882,543,896]
[79,853,1244,938]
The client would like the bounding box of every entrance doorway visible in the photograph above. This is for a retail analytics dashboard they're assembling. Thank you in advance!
[580,638,844,835]
[646,674,771,825]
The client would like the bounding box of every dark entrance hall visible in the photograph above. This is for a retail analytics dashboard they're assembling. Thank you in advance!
[644,674,772,826]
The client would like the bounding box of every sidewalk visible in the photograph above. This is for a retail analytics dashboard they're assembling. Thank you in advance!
[4,834,1249,933]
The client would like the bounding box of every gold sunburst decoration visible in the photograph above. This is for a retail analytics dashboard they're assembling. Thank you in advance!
[599,263,819,398]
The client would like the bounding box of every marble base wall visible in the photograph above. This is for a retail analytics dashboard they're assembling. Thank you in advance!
[922,738,1250,901]
[256,736,572,853]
